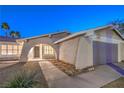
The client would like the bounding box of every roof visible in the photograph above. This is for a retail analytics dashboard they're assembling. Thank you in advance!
[0,36,17,42]
[17,31,70,41]
[54,25,124,44]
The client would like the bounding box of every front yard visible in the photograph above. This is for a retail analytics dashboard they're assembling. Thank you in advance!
[0,62,48,88]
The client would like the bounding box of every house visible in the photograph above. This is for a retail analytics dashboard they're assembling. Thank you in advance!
[0,36,23,61]
[54,25,124,69]
[17,31,70,62]
[0,25,124,69]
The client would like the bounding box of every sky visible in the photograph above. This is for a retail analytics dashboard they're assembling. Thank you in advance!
[0,5,124,38]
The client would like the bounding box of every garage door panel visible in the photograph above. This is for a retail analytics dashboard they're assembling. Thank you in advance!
[93,41,118,65]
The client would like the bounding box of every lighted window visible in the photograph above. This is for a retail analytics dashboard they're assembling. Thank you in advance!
[43,45,54,55]
[13,45,18,55]
[1,45,7,55]
[1,45,7,50]
[8,45,13,55]
[18,45,22,54]
[1,44,23,55]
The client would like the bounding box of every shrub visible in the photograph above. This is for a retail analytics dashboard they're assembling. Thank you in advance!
[5,70,38,88]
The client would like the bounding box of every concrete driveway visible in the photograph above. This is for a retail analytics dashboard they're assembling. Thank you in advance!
[39,61,121,88]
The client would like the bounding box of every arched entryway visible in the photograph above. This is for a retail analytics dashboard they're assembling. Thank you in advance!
[19,36,60,62]
[18,32,70,62]
[28,44,57,61]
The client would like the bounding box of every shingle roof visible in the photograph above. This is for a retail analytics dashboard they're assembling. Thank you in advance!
[0,36,17,42]
[17,31,70,41]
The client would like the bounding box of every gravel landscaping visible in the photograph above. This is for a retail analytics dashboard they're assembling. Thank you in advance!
[51,60,94,76]
[0,62,48,88]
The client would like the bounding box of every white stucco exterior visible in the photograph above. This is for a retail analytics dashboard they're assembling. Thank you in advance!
[1,25,124,70]
[75,37,93,69]
[59,37,80,65]
[57,26,124,69]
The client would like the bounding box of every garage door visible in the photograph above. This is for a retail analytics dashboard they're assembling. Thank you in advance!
[93,41,118,65]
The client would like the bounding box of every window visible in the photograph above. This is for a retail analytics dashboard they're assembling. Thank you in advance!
[8,45,13,55]
[0,44,23,56]
[18,45,22,54]
[1,45,7,55]
[43,45,54,55]
[13,45,18,55]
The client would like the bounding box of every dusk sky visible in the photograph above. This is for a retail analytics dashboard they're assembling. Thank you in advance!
[0,5,124,38]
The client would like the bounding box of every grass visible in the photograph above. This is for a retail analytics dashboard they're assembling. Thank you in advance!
[102,77,124,88]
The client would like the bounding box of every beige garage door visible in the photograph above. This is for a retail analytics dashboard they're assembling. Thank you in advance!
[93,41,118,65]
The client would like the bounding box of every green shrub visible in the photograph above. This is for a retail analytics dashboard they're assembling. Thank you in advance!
[5,70,38,88]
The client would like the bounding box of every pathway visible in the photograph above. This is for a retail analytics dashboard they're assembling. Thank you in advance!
[39,61,121,88]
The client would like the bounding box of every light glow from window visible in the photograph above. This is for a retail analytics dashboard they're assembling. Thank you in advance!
[43,45,54,55]
[0,44,22,55]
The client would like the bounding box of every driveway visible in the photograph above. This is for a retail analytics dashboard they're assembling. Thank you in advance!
[39,61,121,88]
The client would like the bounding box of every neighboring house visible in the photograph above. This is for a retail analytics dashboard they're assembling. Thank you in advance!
[0,36,23,61]
[1,25,124,69]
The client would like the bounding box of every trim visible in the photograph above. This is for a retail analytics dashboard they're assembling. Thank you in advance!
[54,25,124,44]
[92,36,124,44]
[54,25,112,44]
[113,28,124,40]
[118,43,121,62]
[17,31,70,41]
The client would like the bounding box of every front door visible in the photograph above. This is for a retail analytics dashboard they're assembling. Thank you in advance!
[34,46,40,58]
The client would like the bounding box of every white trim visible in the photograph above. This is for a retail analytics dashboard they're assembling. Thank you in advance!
[54,25,124,44]
[17,31,70,41]
[118,43,121,62]
[54,25,116,44]
[92,36,124,44]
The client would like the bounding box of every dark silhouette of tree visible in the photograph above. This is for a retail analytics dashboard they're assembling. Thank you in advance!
[110,19,124,34]
[1,22,10,37]
[15,31,21,38]
[9,31,15,38]
[10,31,21,38]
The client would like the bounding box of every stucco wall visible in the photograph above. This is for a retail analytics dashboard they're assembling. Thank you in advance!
[19,32,69,62]
[59,37,80,65]
[95,28,122,40]
[28,47,34,60]
[75,36,93,69]
[120,43,124,61]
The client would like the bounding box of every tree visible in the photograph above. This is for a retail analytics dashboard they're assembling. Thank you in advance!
[1,22,10,37]
[110,19,124,34]
[10,31,21,38]
[9,31,16,38]
[15,31,21,38]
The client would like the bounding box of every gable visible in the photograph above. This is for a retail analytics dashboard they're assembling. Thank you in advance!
[94,27,123,40]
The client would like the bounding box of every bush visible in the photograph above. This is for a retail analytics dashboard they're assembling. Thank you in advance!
[4,70,38,88]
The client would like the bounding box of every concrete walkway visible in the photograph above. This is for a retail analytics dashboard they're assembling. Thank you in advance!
[39,61,69,87]
[39,61,121,88]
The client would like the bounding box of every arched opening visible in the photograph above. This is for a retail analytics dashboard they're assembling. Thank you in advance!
[28,44,56,61]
